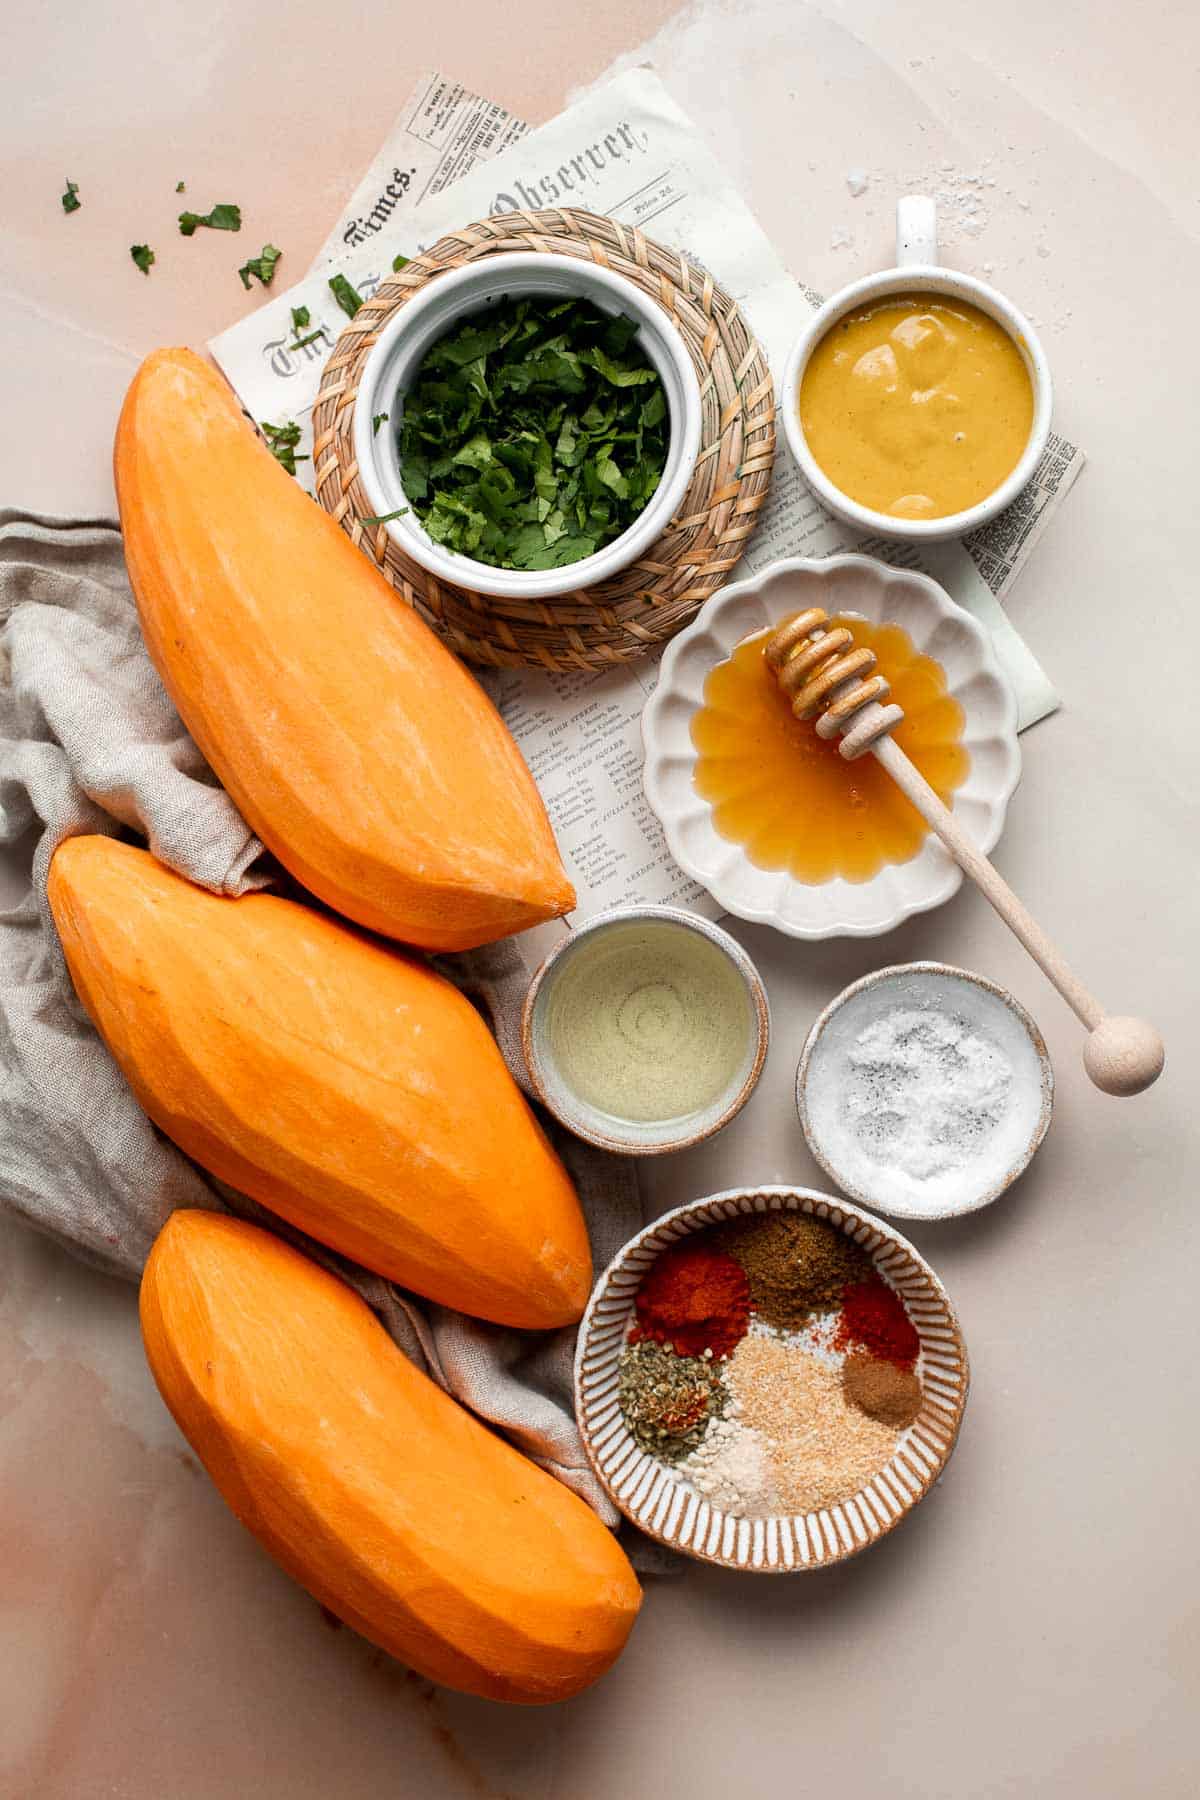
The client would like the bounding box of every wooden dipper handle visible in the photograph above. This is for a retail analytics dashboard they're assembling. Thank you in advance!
[763,611,1164,1096]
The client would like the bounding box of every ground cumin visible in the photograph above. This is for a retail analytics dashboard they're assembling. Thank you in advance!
[842,1353,923,1427]
[711,1214,873,1330]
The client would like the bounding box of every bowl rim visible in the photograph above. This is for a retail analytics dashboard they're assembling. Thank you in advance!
[574,1183,970,1571]
[779,264,1054,543]
[351,250,704,599]
[640,551,1022,940]
[520,905,770,1156]
[795,960,1055,1220]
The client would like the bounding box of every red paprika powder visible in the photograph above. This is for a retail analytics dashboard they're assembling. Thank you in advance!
[835,1279,920,1368]
[631,1241,751,1359]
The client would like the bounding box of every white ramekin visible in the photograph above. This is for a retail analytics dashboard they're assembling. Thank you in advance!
[781,196,1053,544]
[352,252,703,600]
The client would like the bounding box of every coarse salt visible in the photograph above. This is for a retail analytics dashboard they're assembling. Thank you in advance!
[840,1006,1013,1182]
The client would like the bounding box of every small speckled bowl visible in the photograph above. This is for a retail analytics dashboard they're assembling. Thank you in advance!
[574,1186,969,1570]
[521,907,769,1156]
[797,962,1054,1221]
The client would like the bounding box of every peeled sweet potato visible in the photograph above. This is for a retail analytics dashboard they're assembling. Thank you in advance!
[114,346,574,952]
[140,1211,641,1703]
[49,835,591,1328]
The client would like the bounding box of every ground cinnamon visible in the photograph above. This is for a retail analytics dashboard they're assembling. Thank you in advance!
[842,1353,923,1427]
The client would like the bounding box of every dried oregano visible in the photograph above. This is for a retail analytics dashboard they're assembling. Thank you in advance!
[617,1339,727,1463]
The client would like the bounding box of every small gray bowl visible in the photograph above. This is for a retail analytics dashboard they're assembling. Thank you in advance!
[521,907,769,1155]
[797,961,1054,1220]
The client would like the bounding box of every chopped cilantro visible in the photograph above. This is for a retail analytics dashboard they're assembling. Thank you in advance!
[259,418,308,477]
[175,180,186,193]
[238,243,282,289]
[372,412,389,436]
[130,244,155,275]
[178,202,242,236]
[61,178,81,215]
[285,306,321,351]
[392,253,410,272]
[395,296,667,571]
[329,273,362,318]
[360,508,408,526]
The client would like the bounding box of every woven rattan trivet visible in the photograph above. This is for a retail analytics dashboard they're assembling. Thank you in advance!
[311,208,776,672]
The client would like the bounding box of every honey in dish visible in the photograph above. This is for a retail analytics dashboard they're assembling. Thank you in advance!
[799,294,1034,519]
[691,616,969,884]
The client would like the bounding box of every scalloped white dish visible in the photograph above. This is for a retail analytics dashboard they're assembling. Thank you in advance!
[641,554,1021,939]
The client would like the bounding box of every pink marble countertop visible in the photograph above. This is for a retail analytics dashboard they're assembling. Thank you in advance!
[2,2,1197,1795]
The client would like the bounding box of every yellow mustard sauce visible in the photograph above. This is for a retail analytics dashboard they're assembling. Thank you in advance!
[798,294,1034,519]
[691,617,969,884]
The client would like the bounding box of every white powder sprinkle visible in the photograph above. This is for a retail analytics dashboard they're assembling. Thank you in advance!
[753,1310,844,1370]
[839,1007,1013,1180]
[680,1407,780,1513]
[845,170,869,198]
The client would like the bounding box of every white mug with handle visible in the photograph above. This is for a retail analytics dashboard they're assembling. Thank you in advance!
[781,195,1053,543]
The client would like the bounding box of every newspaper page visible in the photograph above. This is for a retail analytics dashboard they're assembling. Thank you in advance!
[209,68,1078,961]
[309,74,529,270]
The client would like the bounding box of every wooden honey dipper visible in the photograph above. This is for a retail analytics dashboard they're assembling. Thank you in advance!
[764,608,1164,1096]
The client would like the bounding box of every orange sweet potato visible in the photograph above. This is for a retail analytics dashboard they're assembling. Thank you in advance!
[49,836,591,1328]
[140,1211,641,1703]
[114,346,574,952]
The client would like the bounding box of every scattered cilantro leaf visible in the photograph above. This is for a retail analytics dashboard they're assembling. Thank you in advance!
[395,296,668,571]
[360,508,408,526]
[392,253,410,272]
[329,273,363,319]
[61,178,81,215]
[175,180,186,193]
[178,202,242,236]
[285,305,320,351]
[259,418,308,478]
[237,243,282,289]
[130,244,155,275]
[372,412,389,436]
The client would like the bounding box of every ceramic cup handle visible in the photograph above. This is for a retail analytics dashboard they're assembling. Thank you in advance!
[896,195,938,267]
